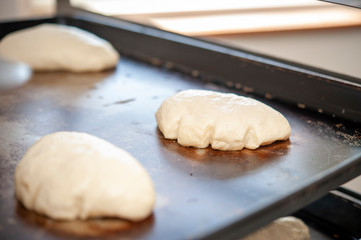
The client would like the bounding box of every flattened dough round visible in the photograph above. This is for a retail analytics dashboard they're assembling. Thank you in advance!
[0,24,119,72]
[155,89,291,150]
[242,216,310,240]
[14,132,155,221]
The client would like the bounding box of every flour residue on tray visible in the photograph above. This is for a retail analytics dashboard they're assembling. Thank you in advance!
[306,120,361,147]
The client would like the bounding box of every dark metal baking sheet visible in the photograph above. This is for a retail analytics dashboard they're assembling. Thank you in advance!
[0,16,361,240]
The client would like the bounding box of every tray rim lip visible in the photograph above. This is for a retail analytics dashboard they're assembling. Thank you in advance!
[1,14,361,240]
[1,13,361,88]
[195,152,361,240]
[74,12,361,85]
[63,13,361,123]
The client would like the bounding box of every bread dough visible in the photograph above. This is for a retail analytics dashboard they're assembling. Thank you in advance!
[155,89,291,150]
[14,132,155,221]
[242,216,310,240]
[0,24,119,72]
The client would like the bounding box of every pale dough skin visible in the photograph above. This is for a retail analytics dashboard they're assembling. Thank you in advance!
[14,132,155,221]
[156,89,291,150]
[242,216,310,240]
[0,24,119,72]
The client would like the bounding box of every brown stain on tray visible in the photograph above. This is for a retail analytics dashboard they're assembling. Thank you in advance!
[16,202,154,238]
[157,129,291,179]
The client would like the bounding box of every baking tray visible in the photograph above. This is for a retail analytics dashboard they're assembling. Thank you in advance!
[0,14,361,240]
[294,188,361,240]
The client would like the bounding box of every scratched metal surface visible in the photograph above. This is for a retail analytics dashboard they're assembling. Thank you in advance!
[0,56,360,239]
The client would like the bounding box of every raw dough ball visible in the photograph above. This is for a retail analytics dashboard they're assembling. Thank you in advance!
[242,216,310,240]
[14,132,155,221]
[155,89,291,150]
[0,24,119,72]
